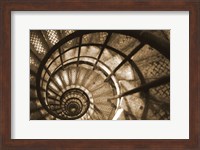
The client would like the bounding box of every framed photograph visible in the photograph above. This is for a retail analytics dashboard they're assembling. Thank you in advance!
[1,0,199,149]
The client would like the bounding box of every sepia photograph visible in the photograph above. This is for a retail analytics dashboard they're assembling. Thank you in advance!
[30,30,170,120]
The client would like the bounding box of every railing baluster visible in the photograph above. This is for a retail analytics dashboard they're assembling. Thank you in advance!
[108,75,170,100]
[48,96,61,102]
[77,36,82,67]
[58,48,64,70]
[93,32,112,70]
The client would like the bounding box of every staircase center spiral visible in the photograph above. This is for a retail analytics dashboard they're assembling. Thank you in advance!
[59,88,91,119]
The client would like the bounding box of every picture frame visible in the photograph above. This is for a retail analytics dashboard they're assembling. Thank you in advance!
[0,0,199,149]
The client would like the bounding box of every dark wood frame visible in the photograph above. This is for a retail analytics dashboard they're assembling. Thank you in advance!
[0,0,199,149]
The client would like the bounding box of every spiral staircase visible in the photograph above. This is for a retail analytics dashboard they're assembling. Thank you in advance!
[30,30,170,120]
